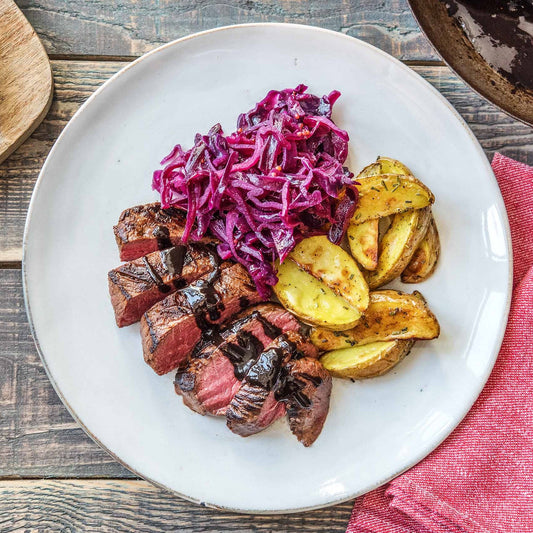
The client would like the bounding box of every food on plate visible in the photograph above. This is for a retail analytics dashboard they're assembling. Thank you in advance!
[320,339,414,379]
[351,174,434,224]
[175,304,317,413]
[310,290,440,351]
[282,357,332,447]
[108,243,219,327]
[288,236,369,312]
[152,85,359,297]
[273,258,362,330]
[347,219,379,271]
[357,156,412,178]
[366,207,432,289]
[141,262,262,375]
[401,214,441,283]
[176,305,326,446]
[113,202,215,262]
[225,332,302,438]
[108,85,442,446]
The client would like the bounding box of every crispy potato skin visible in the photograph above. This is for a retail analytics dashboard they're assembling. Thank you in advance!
[401,215,440,283]
[366,207,432,289]
[351,174,435,224]
[320,339,415,379]
[347,219,379,271]
[357,156,413,178]
[310,289,440,350]
[289,236,369,313]
[273,258,361,331]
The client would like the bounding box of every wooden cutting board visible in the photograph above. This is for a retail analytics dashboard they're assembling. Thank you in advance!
[0,0,53,164]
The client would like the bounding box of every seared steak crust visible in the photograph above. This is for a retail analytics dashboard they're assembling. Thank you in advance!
[114,203,215,261]
[108,244,217,327]
[281,357,332,447]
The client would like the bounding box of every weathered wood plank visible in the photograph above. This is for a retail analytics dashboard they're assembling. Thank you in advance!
[17,0,436,60]
[1,60,532,263]
[0,479,354,531]
[0,269,133,478]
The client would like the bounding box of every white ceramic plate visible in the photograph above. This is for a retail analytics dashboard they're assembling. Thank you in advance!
[24,23,512,513]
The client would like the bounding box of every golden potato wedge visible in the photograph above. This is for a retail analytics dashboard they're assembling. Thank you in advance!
[347,219,379,271]
[320,339,415,379]
[289,236,369,313]
[357,156,413,179]
[401,215,440,283]
[273,258,361,331]
[351,174,435,224]
[366,207,431,289]
[310,289,440,350]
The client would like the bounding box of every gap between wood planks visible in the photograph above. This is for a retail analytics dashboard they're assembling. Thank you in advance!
[47,53,446,67]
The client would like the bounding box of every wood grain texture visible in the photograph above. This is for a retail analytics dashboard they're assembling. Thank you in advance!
[0,480,354,531]
[0,0,53,163]
[17,0,436,60]
[1,60,532,263]
[0,269,133,478]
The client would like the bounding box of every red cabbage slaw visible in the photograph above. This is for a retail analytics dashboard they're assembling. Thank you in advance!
[153,85,358,297]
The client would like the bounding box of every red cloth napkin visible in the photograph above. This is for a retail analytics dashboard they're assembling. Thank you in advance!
[347,153,533,533]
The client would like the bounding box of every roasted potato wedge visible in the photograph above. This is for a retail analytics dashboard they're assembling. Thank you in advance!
[320,339,415,379]
[357,156,413,179]
[351,174,435,224]
[274,258,361,331]
[289,236,369,313]
[366,207,431,289]
[310,289,440,350]
[347,219,379,271]
[401,214,440,283]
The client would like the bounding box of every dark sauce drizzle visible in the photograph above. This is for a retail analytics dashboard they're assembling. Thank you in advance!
[160,245,188,289]
[152,225,172,250]
[221,331,265,380]
[142,256,171,293]
[178,245,224,331]
[245,346,285,389]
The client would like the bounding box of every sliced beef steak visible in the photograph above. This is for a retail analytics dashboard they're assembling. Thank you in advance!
[174,304,315,416]
[226,334,303,437]
[278,357,332,447]
[114,203,215,261]
[108,244,218,327]
[226,384,285,437]
[141,262,262,375]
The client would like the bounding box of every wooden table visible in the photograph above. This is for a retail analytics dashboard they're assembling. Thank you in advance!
[1,1,531,530]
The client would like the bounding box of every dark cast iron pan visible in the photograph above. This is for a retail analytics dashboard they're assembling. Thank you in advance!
[408,0,533,127]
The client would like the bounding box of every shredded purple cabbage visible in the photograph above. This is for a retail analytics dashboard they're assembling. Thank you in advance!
[153,85,358,297]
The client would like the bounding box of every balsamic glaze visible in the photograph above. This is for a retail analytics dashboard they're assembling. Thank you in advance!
[257,315,282,340]
[246,346,284,389]
[160,245,187,286]
[142,256,171,293]
[221,331,265,380]
[202,244,222,284]
[152,225,172,250]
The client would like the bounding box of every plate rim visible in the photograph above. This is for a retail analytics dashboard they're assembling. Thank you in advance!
[22,22,513,514]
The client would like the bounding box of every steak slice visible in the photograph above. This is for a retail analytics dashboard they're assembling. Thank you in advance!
[278,357,332,447]
[226,333,304,437]
[141,262,262,375]
[108,244,218,327]
[174,304,315,416]
[113,203,215,261]
[226,384,286,437]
